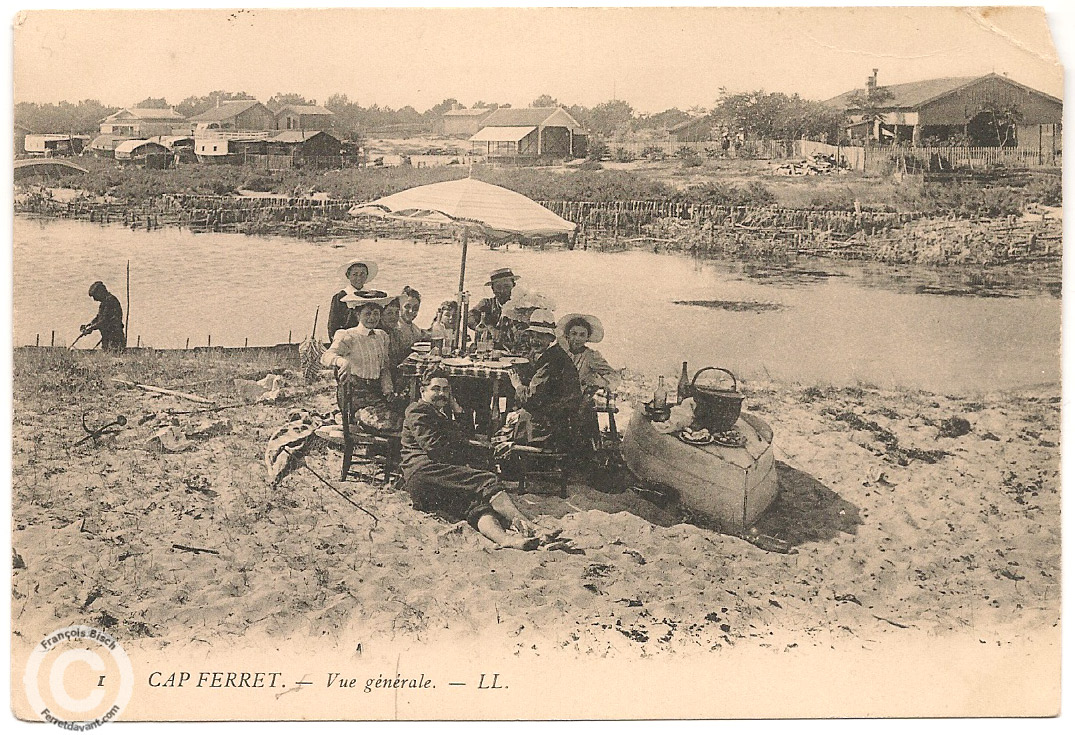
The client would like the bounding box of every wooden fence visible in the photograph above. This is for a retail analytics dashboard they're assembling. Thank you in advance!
[603,139,790,160]
[241,153,358,170]
[603,137,1061,171]
[862,144,1061,173]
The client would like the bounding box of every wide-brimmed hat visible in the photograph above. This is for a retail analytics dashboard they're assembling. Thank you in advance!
[524,308,558,336]
[341,289,390,309]
[485,267,520,286]
[501,289,556,322]
[339,258,378,283]
[557,313,604,343]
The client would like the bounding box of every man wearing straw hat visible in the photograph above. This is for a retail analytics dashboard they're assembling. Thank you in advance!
[467,267,520,333]
[327,257,381,341]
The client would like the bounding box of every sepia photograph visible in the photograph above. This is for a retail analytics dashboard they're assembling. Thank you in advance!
[7,3,1066,723]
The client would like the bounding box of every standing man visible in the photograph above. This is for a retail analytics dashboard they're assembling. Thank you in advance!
[468,267,520,331]
[81,281,126,350]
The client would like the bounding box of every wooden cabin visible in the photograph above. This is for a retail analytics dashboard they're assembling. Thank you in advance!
[100,107,186,137]
[470,107,586,160]
[827,71,1062,149]
[274,104,334,131]
[442,108,495,137]
[189,100,276,133]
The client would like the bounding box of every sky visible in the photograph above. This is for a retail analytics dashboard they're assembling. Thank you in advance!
[12,4,1067,114]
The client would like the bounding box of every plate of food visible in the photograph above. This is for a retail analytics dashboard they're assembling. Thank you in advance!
[411,341,432,354]
[441,357,472,367]
[711,428,748,448]
[500,356,529,365]
[678,426,713,445]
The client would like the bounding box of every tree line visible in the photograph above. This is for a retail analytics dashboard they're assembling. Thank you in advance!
[15,88,850,143]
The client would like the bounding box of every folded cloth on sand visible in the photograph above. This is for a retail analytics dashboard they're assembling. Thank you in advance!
[265,410,324,485]
[236,374,286,402]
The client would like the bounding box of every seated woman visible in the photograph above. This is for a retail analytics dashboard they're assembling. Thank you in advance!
[401,368,541,550]
[321,294,398,430]
[387,286,429,369]
[496,290,556,354]
[557,313,619,396]
[504,309,588,455]
[327,258,386,341]
[428,300,459,348]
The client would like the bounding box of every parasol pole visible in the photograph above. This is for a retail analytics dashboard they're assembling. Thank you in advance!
[456,225,469,354]
[125,259,130,342]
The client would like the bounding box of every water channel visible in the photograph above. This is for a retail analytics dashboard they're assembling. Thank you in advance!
[13,216,1060,394]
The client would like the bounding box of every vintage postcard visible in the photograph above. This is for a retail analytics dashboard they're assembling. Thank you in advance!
[8,5,1064,723]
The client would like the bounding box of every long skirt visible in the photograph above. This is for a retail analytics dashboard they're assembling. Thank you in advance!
[403,459,500,528]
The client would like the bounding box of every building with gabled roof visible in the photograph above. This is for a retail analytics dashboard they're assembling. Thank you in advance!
[274,104,334,132]
[442,108,496,137]
[826,70,1062,148]
[188,100,275,132]
[470,106,586,159]
[100,107,186,137]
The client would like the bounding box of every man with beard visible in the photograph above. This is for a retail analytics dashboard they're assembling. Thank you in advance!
[400,368,541,550]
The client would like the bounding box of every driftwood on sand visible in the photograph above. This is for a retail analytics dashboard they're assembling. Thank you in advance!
[112,378,215,404]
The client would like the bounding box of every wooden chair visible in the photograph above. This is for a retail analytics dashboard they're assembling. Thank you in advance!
[498,444,569,498]
[338,377,401,483]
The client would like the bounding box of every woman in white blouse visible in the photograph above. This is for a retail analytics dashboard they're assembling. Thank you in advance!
[322,295,394,420]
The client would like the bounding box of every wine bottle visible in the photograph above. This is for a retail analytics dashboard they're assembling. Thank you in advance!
[677,361,690,403]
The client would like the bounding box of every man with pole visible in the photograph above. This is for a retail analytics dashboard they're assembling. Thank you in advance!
[80,281,127,350]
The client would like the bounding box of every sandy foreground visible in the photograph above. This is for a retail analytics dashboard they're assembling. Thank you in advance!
[9,348,1061,717]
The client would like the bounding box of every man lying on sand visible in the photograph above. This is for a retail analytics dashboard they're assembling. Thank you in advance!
[400,368,544,550]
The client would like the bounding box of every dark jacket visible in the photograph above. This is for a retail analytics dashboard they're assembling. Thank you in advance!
[517,342,584,444]
[400,400,471,475]
[467,296,507,332]
[87,292,124,335]
[327,290,358,341]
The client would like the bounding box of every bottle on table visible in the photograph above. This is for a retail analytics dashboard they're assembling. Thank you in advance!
[475,313,492,357]
[652,375,668,408]
[677,361,690,403]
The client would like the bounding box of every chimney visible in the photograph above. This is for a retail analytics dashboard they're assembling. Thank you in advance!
[866,69,878,96]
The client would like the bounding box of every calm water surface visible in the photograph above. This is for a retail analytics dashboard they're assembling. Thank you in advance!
[13,217,1060,393]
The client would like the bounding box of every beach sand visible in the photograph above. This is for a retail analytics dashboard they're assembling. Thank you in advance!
[11,349,1060,660]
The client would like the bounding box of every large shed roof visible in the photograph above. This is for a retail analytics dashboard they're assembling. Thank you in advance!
[276,104,333,116]
[470,126,537,142]
[824,73,1062,111]
[189,100,265,122]
[481,107,581,129]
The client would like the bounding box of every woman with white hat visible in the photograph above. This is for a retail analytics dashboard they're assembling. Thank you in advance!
[327,258,386,341]
[322,292,396,425]
[505,308,586,454]
[557,313,619,395]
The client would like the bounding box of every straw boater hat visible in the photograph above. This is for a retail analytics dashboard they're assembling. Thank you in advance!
[557,313,604,343]
[524,308,558,336]
[341,289,391,309]
[485,267,521,286]
[338,258,378,283]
